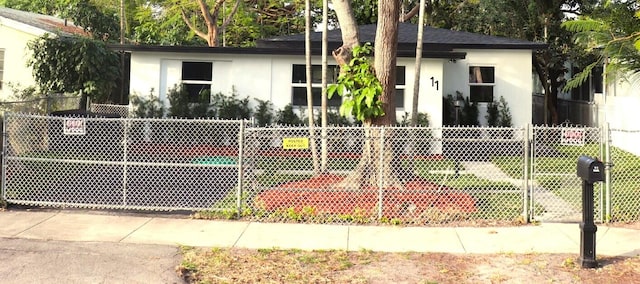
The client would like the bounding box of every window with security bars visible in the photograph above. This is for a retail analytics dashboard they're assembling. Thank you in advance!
[291,64,341,107]
[0,49,4,90]
[182,61,213,103]
[291,65,406,109]
[469,66,495,102]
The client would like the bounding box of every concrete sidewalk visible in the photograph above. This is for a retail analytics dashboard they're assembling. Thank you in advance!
[1,209,639,257]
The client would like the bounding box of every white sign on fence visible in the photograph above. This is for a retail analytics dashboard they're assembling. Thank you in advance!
[63,118,86,135]
[560,128,585,145]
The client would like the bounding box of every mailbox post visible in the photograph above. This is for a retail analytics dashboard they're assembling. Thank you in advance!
[576,155,605,269]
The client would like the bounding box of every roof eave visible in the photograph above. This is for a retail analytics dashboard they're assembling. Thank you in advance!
[109,44,467,60]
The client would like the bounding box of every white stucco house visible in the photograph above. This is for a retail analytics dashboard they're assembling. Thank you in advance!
[117,23,547,127]
[0,7,85,100]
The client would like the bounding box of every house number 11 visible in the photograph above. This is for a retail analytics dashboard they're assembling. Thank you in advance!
[430,77,439,90]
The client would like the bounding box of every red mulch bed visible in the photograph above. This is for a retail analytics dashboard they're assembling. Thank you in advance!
[255,174,476,219]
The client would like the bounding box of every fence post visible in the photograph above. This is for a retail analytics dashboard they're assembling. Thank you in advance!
[236,120,245,217]
[604,122,612,223]
[523,124,530,222]
[122,118,129,206]
[377,127,385,221]
[529,126,536,221]
[1,113,7,201]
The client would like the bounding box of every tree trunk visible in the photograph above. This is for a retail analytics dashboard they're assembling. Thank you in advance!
[334,121,404,190]
[534,53,559,125]
[331,0,360,65]
[411,0,426,126]
[333,0,407,190]
[373,0,400,125]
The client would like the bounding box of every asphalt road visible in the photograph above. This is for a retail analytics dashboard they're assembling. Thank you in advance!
[0,238,185,284]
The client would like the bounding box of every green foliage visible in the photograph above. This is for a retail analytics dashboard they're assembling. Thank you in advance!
[497,96,512,127]
[486,96,512,127]
[6,0,119,41]
[253,98,274,126]
[60,0,120,41]
[316,109,354,126]
[27,34,120,104]
[166,85,251,119]
[130,88,164,118]
[3,0,58,14]
[327,43,384,122]
[562,1,640,89]
[167,84,191,117]
[131,3,202,46]
[211,89,252,119]
[461,96,479,126]
[398,112,430,126]
[486,101,499,127]
[276,104,303,125]
[6,83,41,101]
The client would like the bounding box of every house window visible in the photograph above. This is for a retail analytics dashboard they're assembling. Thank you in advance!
[469,66,495,102]
[395,66,406,109]
[291,64,341,107]
[0,49,4,90]
[182,61,213,103]
[291,65,406,109]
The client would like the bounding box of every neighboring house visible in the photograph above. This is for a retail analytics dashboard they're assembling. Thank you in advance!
[596,71,640,155]
[118,23,546,127]
[0,7,85,100]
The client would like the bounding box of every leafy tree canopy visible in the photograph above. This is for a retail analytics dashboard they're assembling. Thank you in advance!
[27,34,120,102]
[562,0,640,89]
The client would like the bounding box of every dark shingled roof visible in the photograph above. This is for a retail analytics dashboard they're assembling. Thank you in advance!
[0,7,86,37]
[258,22,547,51]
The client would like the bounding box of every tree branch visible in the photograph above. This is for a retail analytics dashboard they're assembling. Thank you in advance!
[180,8,208,40]
[221,0,242,30]
[401,4,420,22]
[197,0,216,25]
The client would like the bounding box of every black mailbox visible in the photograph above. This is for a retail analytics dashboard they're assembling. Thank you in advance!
[577,155,605,183]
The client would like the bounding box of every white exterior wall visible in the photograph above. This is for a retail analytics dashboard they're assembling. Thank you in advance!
[130,49,535,127]
[130,52,299,108]
[443,49,533,127]
[396,57,444,127]
[0,17,44,99]
[600,72,640,155]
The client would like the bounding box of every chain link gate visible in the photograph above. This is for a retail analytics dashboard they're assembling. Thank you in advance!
[1,113,245,211]
[242,126,527,224]
[529,126,604,222]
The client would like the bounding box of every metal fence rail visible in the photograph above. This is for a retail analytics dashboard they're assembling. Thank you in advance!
[2,113,639,224]
[2,113,244,211]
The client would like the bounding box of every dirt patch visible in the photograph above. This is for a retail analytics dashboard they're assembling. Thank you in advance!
[177,248,640,283]
[255,174,476,219]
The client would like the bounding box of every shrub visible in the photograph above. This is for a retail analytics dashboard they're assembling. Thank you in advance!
[253,99,274,126]
[211,88,252,119]
[276,104,303,125]
[398,112,430,126]
[498,96,513,127]
[486,101,499,127]
[130,88,165,118]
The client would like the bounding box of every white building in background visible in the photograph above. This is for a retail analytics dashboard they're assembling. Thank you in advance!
[118,23,546,127]
[0,7,85,100]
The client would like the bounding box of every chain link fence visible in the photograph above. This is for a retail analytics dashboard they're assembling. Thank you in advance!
[530,126,604,222]
[608,129,640,222]
[89,103,131,118]
[2,113,639,224]
[242,126,526,224]
[2,113,244,210]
